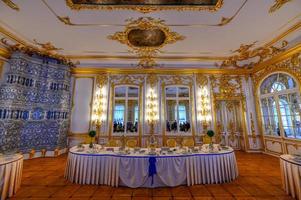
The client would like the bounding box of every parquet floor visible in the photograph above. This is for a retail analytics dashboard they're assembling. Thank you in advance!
[9,151,293,200]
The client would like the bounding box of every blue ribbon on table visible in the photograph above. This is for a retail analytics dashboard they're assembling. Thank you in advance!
[148,157,157,185]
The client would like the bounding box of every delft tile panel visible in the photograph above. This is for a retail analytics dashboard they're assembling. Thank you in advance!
[0,52,71,153]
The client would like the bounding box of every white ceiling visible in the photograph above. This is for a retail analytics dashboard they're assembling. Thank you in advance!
[0,0,301,68]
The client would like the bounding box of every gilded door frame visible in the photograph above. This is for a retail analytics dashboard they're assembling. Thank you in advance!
[213,95,249,151]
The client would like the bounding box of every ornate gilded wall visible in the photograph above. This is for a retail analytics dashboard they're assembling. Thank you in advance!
[0,52,71,153]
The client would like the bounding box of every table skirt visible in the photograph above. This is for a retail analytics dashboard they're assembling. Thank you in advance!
[0,154,23,200]
[280,155,301,200]
[65,150,238,188]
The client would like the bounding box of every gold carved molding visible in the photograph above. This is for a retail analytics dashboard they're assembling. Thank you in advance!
[210,75,243,98]
[42,0,247,28]
[1,38,77,66]
[147,74,158,88]
[219,41,288,69]
[269,0,292,13]
[1,0,19,11]
[108,17,185,68]
[196,74,208,88]
[65,0,223,14]
[252,53,301,90]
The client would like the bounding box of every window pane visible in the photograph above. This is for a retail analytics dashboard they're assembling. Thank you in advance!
[179,100,190,132]
[115,86,126,97]
[113,100,125,133]
[178,87,189,98]
[260,97,280,136]
[260,73,296,94]
[127,100,138,133]
[166,100,177,132]
[260,74,277,94]
[166,87,177,98]
[128,87,138,98]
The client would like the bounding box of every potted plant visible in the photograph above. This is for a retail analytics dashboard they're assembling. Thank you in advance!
[207,130,215,149]
[88,130,96,148]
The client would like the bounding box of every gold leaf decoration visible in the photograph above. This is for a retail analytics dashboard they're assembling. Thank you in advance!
[2,0,19,11]
[219,41,288,69]
[65,0,223,13]
[108,17,185,68]
[269,0,292,13]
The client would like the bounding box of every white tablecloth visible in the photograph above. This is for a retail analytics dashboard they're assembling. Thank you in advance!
[65,146,238,188]
[0,154,23,200]
[280,155,301,200]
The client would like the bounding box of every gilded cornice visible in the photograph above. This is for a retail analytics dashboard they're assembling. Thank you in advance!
[219,41,288,69]
[1,0,19,11]
[269,0,292,13]
[0,47,10,59]
[1,38,77,66]
[65,0,223,13]
[72,67,251,75]
[252,42,301,73]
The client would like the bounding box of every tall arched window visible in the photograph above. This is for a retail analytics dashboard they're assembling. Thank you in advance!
[165,86,191,134]
[259,73,301,139]
[113,86,139,134]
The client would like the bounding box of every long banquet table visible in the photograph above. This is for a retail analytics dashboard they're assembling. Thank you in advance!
[280,154,301,200]
[0,154,23,200]
[65,145,238,188]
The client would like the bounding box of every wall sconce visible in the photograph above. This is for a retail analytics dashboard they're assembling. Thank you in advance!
[146,87,158,135]
[197,86,211,134]
[92,75,108,135]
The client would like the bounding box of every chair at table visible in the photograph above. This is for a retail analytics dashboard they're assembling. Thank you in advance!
[126,139,138,148]
[106,139,120,147]
[182,138,195,147]
[202,135,212,144]
[166,139,177,148]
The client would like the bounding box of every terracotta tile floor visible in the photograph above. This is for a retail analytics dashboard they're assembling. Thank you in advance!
[9,151,293,200]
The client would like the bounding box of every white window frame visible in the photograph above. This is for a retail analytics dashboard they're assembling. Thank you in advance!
[259,73,301,139]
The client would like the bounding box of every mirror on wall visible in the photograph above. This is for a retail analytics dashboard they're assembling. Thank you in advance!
[113,86,139,134]
[165,86,191,134]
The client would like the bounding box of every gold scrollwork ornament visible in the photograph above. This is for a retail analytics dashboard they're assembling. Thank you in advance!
[108,17,185,68]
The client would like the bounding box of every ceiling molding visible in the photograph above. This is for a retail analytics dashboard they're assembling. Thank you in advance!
[1,0,19,11]
[71,67,251,75]
[65,0,223,14]
[66,54,226,62]
[0,25,27,46]
[264,20,301,47]
[42,0,246,27]
[252,42,301,73]
[0,17,300,67]
[0,47,10,59]
[269,0,292,13]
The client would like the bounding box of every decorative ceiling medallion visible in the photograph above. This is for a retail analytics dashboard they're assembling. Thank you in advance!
[219,41,288,69]
[66,0,223,13]
[269,0,292,13]
[108,17,185,68]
